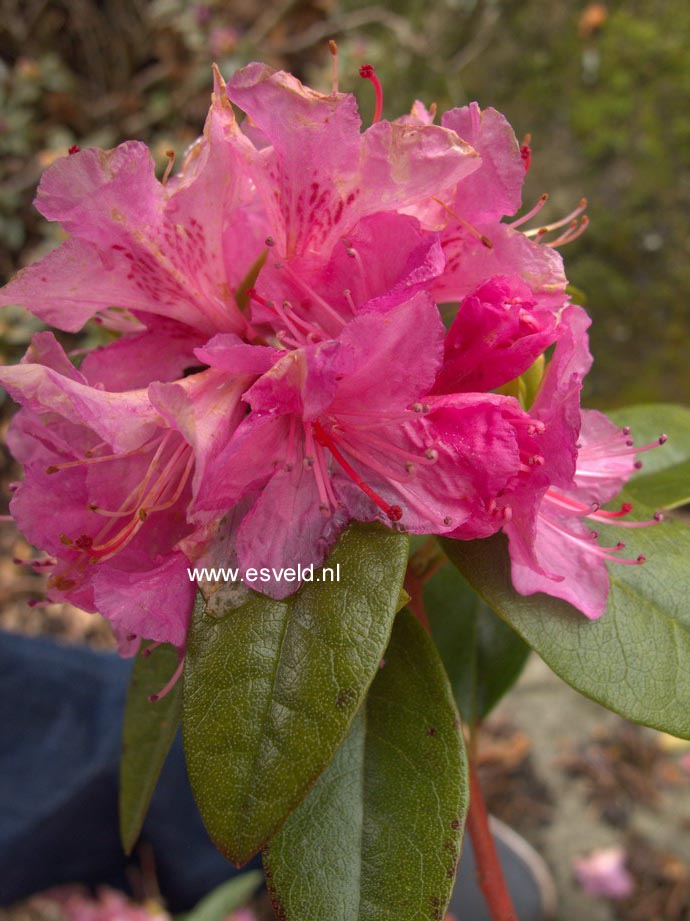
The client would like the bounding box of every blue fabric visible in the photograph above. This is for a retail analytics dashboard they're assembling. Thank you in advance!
[0,630,545,920]
[0,630,256,910]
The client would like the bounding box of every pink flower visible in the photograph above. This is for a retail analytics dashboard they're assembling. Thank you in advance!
[0,332,212,651]
[574,846,635,900]
[500,307,665,619]
[226,63,481,261]
[193,290,540,597]
[0,69,258,364]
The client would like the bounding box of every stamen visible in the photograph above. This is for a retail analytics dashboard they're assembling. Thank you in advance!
[305,425,335,514]
[548,215,589,247]
[143,641,162,658]
[359,64,383,124]
[342,241,369,303]
[46,444,147,474]
[149,656,184,702]
[520,134,531,172]
[433,198,493,248]
[313,422,402,521]
[329,39,339,94]
[524,198,588,237]
[343,426,439,465]
[540,515,646,565]
[510,193,549,229]
[343,289,356,314]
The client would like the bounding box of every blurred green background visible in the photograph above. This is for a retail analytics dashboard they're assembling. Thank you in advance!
[1,0,688,407]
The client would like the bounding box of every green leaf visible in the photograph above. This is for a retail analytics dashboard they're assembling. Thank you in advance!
[119,643,183,855]
[179,870,262,921]
[183,524,409,865]
[608,403,690,509]
[443,504,690,739]
[425,561,530,726]
[263,609,468,921]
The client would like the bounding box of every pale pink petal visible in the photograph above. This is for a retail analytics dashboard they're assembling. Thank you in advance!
[194,333,283,375]
[227,63,479,257]
[150,368,250,498]
[332,293,444,412]
[80,318,205,390]
[530,305,593,490]
[0,341,159,452]
[508,508,609,620]
[195,413,291,512]
[442,103,525,221]
[93,552,196,648]
[435,222,567,308]
[228,63,362,257]
[308,212,445,317]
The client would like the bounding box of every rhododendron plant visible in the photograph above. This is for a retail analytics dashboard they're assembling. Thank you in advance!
[2,53,689,921]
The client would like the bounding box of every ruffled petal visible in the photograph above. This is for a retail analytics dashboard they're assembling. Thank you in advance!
[227,63,479,258]
[92,552,196,647]
[442,103,525,221]
[0,338,159,452]
[435,222,567,308]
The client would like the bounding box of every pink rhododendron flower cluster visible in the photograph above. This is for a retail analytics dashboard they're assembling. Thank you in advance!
[0,60,664,655]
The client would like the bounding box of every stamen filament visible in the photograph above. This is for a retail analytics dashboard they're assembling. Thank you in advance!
[313,422,402,521]
[509,193,549,229]
[524,198,587,237]
[149,657,184,702]
[433,198,492,248]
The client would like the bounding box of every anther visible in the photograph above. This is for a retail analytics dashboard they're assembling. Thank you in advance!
[424,448,438,462]
[265,236,275,247]
[443,516,453,526]
[68,145,81,155]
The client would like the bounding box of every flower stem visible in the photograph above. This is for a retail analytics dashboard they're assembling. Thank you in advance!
[467,758,519,921]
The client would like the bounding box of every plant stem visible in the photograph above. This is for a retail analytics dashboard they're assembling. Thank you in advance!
[467,758,519,921]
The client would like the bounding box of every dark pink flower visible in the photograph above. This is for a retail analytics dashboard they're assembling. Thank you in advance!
[196,293,537,597]
[432,275,559,395]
